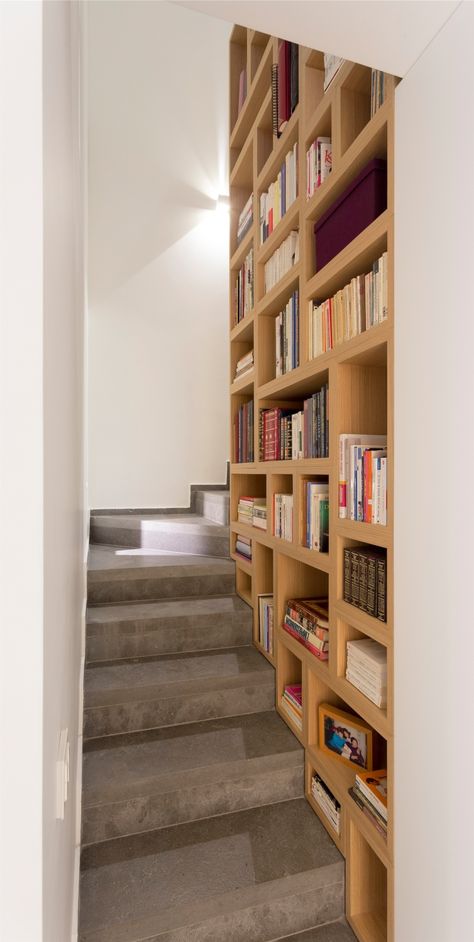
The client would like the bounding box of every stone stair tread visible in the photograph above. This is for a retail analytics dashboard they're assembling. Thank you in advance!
[92,513,226,528]
[277,923,356,942]
[82,711,303,806]
[84,646,272,706]
[88,545,234,576]
[79,799,344,942]
[87,595,247,628]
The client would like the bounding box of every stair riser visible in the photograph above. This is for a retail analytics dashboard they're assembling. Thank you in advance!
[79,881,344,942]
[194,494,229,526]
[88,573,236,605]
[86,617,252,662]
[82,765,303,844]
[90,522,230,558]
[84,684,275,739]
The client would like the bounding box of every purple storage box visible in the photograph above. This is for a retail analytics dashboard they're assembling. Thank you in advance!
[314,158,387,272]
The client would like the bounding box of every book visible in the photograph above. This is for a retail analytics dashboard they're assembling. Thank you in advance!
[281,683,303,730]
[233,400,254,463]
[356,768,388,820]
[306,137,332,199]
[275,290,299,376]
[233,249,254,326]
[264,229,300,293]
[237,193,253,244]
[371,70,386,117]
[260,144,298,243]
[324,53,344,91]
[282,597,329,660]
[259,384,329,462]
[338,433,387,520]
[346,638,387,708]
[343,546,387,622]
[258,594,274,654]
[311,773,341,833]
[273,493,293,541]
[349,786,387,839]
[303,480,329,551]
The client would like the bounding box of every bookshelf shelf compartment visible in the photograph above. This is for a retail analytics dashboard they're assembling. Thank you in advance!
[257,108,299,196]
[236,567,252,607]
[305,758,345,855]
[347,819,389,941]
[230,311,254,343]
[276,634,304,744]
[230,36,273,153]
[306,211,389,301]
[257,197,300,266]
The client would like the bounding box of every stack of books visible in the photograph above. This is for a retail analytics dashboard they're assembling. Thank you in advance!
[234,349,254,381]
[237,496,266,526]
[343,546,387,622]
[237,193,253,245]
[259,385,329,461]
[275,290,299,376]
[235,534,252,563]
[349,769,387,839]
[346,638,387,708]
[271,41,299,137]
[260,143,298,242]
[306,137,332,198]
[280,683,302,731]
[258,594,274,654]
[324,53,344,91]
[303,480,329,552]
[252,503,267,530]
[311,773,341,834]
[233,248,254,326]
[282,597,329,660]
[338,434,387,523]
[233,401,254,463]
[273,494,293,541]
[264,230,299,293]
[371,70,386,117]
[310,252,388,359]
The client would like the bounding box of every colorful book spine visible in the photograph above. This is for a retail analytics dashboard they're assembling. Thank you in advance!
[259,384,329,462]
[233,248,254,326]
[343,547,387,622]
[260,143,298,243]
[275,290,299,376]
[233,400,254,463]
[264,230,299,293]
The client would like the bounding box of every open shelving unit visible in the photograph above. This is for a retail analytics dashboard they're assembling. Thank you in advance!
[229,30,396,942]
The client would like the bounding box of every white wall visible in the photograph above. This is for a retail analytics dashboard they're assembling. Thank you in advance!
[87,0,231,509]
[0,3,85,941]
[395,3,474,940]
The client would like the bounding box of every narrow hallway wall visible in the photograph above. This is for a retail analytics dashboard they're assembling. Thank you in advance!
[88,0,231,508]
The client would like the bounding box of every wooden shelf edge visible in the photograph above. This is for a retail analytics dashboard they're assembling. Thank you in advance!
[230,227,254,271]
[257,261,302,317]
[334,599,392,645]
[231,552,253,575]
[230,311,255,342]
[230,370,255,395]
[335,518,390,548]
[257,197,301,265]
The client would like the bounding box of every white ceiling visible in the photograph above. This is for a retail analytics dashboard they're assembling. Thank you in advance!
[174,0,460,76]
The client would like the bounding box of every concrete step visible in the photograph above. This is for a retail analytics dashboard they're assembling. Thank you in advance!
[83,646,274,740]
[79,799,345,942]
[276,924,357,942]
[193,489,229,525]
[86,595,252,663]
[81,711,304,844]
[87,546,235,604]
[90,513,230,558]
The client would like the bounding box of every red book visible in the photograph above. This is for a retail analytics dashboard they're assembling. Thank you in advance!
[278,41,291,133]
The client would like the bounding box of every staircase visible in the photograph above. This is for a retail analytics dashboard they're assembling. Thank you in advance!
[80,489,355,942]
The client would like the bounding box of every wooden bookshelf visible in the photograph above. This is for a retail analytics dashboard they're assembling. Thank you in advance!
[229,30,396,942]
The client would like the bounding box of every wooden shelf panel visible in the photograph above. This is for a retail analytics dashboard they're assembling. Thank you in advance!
[257,198,301,265]
[334,599,391,646]
[257,261,302,317]
[277,624,332,679]
[257,108,299,195]
[230,369,255,395]
[230,37,273,151]
[348,911,388,942]
[230,227,254,271]
[336,518,390,548]
[230,551,253,575]
[230,312,255,343]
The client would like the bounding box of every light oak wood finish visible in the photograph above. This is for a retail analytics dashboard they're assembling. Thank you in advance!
[229,31,396,942]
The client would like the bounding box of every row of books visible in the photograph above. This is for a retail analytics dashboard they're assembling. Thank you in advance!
[260,143,298,243]
[309,251,388,358]
[275,290,299,377]
[273,493,293,541]
[259,386,329,462]
[344,546,387,622]
[282,597,329,660]
[338,434,387,523]
[234,349,254,382]
[237,495,266,527]
[233,248,254,326]
[311,773,341,834]
[306,136,332,199]
[264,229,299,294]
[349,768,387,839]
[272,41,299,137]
[235,534,252,562]
[303,480,329,552]
[233,400,254,463]
[346,637,387,709]
[237,193,253,245]
[371,69,386,117]
[280,683,302,731]
[258,594,274,654]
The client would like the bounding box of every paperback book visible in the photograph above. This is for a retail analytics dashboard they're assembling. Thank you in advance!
[260,143,298,242]
[303,480,329,552]
[273,493,293,541]
[346,637,387,708]
[275,290,299,377]
[258,594,274,654]
[311,773,341,833]
[264,230,299,293]
[338,433,387,522]
[282,597,329,660]
[280,683,302,731]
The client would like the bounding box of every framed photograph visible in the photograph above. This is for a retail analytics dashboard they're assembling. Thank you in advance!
[318,702,373,771]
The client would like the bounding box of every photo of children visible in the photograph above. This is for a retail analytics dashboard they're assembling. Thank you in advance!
[323,715,367,768]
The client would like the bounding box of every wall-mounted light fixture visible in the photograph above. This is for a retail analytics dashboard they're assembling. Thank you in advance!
[215,194,230,214]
